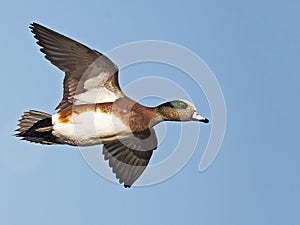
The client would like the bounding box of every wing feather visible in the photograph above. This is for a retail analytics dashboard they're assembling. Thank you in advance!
[103,128,157,188]
[30,23,123,111]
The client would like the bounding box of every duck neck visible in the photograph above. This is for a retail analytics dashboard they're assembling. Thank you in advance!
[154,106,181,122]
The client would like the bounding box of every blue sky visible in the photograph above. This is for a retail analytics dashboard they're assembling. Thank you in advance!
[1,0,300,225]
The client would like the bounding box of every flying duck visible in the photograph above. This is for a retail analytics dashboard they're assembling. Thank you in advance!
[16,23,209,188]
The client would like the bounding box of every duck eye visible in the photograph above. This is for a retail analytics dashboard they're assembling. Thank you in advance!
[172,101,187,109]
[159,100,188,109]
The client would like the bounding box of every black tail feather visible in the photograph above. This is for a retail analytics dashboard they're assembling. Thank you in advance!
[16,110,58,145]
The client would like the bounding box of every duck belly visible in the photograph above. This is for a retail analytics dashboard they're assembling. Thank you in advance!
[52,111,131,146]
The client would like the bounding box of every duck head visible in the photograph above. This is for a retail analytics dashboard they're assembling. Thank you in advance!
[156,100,209,123]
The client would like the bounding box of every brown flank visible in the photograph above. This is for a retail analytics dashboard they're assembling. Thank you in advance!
[56,97,159,132]
[57,102,113,123]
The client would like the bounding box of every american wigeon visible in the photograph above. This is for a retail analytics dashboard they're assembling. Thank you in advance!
[16,23,209,188]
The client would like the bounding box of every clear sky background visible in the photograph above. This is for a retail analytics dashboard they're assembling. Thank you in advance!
[1,1,299,225]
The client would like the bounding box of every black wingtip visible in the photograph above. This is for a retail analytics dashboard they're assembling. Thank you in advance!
[29,22,36,29]
[29,22,44,32]
[29,22,37,34]
[124,184,131,188]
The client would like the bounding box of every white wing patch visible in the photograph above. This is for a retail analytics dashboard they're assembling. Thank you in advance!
[74,88,118,104]
[73,72,119,104]
[83,73,109,89]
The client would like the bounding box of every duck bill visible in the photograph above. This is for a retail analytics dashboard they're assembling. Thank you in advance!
[192,112,209,123]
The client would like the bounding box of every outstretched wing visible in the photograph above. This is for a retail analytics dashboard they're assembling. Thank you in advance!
[30,23,124,111]
[103,129,157,188]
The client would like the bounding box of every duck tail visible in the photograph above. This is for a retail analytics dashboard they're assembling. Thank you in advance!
[16,110,58,145]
